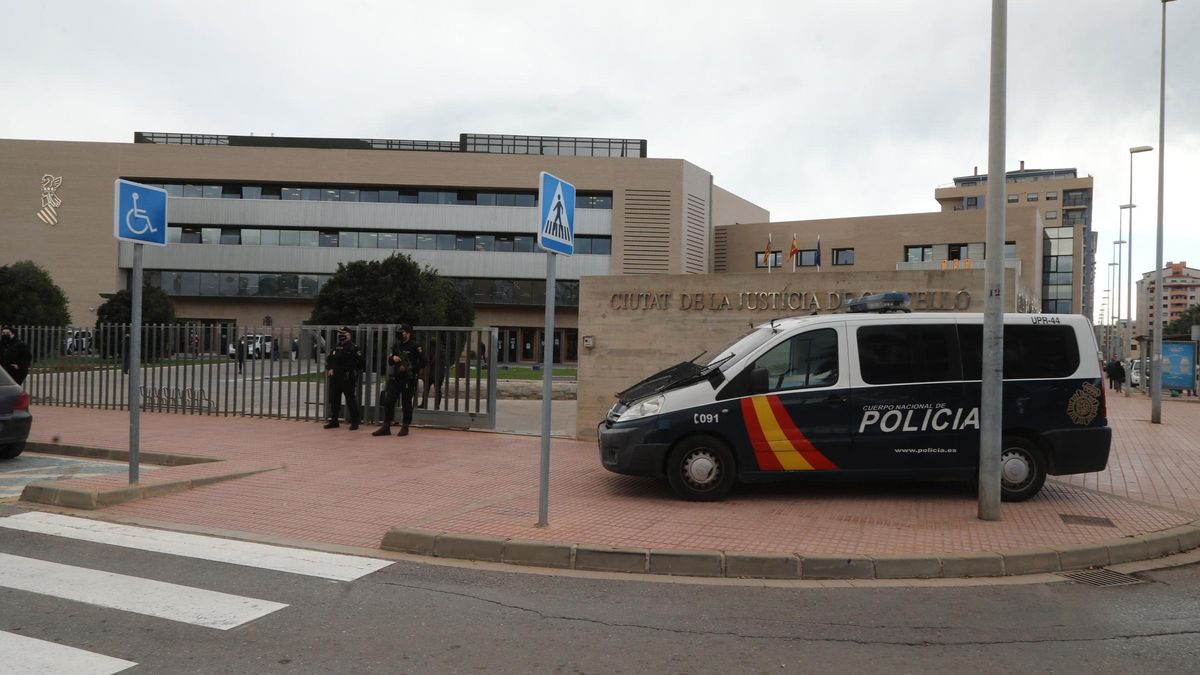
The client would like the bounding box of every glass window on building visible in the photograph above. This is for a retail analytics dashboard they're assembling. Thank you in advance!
[1007,194,1019,203]
[514,193,535,207]
[299,188,321,201]
[754,252,782,269]
[948,243,969,261]
[160,271,180,295]
[905,245,933,263]
[476,192,497,206]
[279,230,300,246]
[339,231,358,248]
[398,189,418,204]
[378,232,398,249]
[1046,210,1058,220]
[437,233,456,250]
[179,227,202,244]
[416,233,436,250]
[418,190,440,204]
[1046,191,1058,201]
[321,189,340,201]
[455,191,477,205]
[319,231,339,247]
[202,185,222,199]
[1026,192,1039,202]
[359,232,378,249]
[1004,241,1018,258]
[260,229,280,246]
[239,273,259,296]
[512,279,536,304]
[456,235,476,251]
[359,190,379,202]
[219,273,239,296]
[495,235,514,252]
[475,234,495,251]
[341,189,359,202]
[242,186,263,200]
[202,228,220,245]
[495,193,516,207]
[164,184,184,197]
[183,184,203,198]
[298,230,318,247]
[282,187,302,200]
[167,227,182,244]
[178,272,201,296]
[379,189,399,203]
[592,237,612,255]
[574,237,592,254]
[799,249,817,266]
[397,232,416,249]
[833,248,855,265]
[219,228,241,245]
[513,235,535,252]
[260,185,281,200]
[221,185,241,199]
[299,275,321,298]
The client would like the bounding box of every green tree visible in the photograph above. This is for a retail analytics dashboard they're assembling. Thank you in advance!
[308,253,474,327]
[1164,303,1200,336]
[0,260,70,326]
[96,283,177,325]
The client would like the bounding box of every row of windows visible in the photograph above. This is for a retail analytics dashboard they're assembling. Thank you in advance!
[148,270,582,307]
[751,324,1080,394]
[141,182,613,209]
[167,227,612,254]
[1005,191,1059,203]
[755,248,854,268]
[904,242,1018,263]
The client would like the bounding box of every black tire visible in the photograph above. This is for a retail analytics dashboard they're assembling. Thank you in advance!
[0,442,25,460]
[666,435,736,501]
[999,435,1046,502]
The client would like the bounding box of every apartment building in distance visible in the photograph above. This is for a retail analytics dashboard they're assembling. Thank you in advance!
[1136,261,1200,338]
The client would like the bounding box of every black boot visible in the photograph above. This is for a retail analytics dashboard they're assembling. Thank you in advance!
[372,425,391,437]
[348,422,359,431]
[323,421,339,429]
[398,425,409,437]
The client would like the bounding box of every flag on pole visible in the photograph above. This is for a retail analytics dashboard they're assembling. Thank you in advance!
[815,234,822,271]
[788,233,800,272]
[762,232,773,272]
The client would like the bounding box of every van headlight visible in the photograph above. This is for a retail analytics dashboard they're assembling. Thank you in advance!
[617,395,664,422]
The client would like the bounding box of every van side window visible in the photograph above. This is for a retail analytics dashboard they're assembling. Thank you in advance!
[857,324,958,384]
[751,328,838,392]
[958,324,1080,379]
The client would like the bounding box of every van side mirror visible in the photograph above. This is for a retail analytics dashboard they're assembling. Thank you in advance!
[750,367,770,395]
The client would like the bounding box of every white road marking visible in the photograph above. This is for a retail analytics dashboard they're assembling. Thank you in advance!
[0,630,136,674]
[0,512,392,581]
[0,552,287,630]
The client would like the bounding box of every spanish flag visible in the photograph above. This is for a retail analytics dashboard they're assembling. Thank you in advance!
[788,233,800,272]
[762,232,773,272]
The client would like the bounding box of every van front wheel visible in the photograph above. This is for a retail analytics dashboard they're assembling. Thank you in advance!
[666,436,736,501]
[999,436,1046,502]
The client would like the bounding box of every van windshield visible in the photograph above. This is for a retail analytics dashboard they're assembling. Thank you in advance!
[706,326,776,372]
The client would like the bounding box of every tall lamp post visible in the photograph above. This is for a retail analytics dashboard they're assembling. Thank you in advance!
[1113,238,1125,359]
[1151,0,1174,424]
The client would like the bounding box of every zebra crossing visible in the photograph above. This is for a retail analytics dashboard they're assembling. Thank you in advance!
[0,510,395,673]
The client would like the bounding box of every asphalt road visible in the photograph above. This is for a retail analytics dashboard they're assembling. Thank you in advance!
[1,503,1198,674]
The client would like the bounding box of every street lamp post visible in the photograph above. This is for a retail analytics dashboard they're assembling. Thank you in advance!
[1151,0,1174,424]
[1114,238,1125,359]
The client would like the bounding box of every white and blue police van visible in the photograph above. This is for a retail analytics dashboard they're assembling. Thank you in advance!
[598,294,1111,502]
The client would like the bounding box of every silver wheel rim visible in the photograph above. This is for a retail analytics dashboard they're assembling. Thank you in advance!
[682,450,719,489]
[1001,449,1032,488]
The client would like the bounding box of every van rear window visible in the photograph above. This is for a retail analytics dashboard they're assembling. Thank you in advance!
[857,324,958,384]
[958,324,1080,380]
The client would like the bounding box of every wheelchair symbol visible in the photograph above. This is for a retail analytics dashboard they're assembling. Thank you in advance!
[125,192,157,235]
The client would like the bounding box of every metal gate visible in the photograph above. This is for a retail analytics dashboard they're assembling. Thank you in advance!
[15,324,497,430]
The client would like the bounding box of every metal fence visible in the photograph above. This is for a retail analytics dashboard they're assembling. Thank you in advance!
[15,323,497,429]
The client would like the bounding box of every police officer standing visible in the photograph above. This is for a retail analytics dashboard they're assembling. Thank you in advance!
[0,325,32,385]
[324,326,364,430]
[373,323,425,437]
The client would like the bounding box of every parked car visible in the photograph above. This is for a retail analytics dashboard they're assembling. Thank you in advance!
[1130,361,1142,387]
[227,334,274,359]
[64,329,93,354]
[0,366,31,459]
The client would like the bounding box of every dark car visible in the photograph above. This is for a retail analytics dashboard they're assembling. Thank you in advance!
[0,365,31,459]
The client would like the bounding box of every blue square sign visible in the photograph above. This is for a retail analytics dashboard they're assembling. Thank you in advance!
[114,179,169,246]
[537,172,575,256]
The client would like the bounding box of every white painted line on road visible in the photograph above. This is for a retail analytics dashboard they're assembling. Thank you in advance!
[0,552,287,630]
[0,512,393,581]
[0,630,137,674]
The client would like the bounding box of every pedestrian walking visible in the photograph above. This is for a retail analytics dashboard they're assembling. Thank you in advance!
[323,326,364,430]
[235,338,246,374]
[0,325,32,385]
[420,337,448,410]
[373,323,425,437]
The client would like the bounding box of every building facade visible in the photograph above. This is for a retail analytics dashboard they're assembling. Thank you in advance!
[1,132,767,363]
[1135,261,1200,338]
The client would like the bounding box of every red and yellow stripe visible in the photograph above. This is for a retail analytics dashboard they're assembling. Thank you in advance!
[740,395,838,471]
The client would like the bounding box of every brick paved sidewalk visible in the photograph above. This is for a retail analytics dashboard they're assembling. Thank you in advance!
[18,390,1200,557]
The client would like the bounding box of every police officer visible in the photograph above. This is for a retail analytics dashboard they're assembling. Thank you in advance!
[373,323,425,437]
[0,325,32,385]
[324,326,364,430]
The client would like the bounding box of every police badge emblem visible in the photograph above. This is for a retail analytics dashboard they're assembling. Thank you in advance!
[1066,382,1101,425]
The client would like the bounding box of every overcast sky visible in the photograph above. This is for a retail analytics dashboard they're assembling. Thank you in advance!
[3,0,1196,318]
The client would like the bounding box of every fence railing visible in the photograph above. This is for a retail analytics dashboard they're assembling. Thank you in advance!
[14,323,497,429]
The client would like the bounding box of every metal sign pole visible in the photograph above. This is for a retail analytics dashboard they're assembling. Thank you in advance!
[129,243,143,484]
[537,252,556,527]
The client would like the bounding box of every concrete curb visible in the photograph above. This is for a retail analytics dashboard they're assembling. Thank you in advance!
[380,522,1200,580]
[19,465,284,510]
[25,441,218,466]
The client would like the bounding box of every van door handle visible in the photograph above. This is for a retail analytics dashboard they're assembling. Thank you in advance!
[823,394,846,406]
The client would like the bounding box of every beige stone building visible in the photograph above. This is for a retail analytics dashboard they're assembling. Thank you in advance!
[1,132,766,362]
[1136,261,1200,338]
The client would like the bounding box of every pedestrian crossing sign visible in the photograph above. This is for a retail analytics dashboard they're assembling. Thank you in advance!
[537,171,575,256]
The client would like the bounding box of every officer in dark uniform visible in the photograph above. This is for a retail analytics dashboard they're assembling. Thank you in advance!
[324,326,364,430]
[0,326,33,385]
[373,323,425,437]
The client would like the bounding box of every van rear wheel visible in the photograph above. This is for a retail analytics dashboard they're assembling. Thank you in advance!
[666,435,736,501]
[999,436,1046,502]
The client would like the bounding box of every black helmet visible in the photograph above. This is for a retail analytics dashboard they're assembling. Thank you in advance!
[338,325,353,335]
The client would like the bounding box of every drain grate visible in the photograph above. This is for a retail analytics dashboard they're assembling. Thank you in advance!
[1059,513,1117,528]
[1059,569,1145,587]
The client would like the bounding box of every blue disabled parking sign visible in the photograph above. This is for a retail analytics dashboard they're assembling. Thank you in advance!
[114,179,168,246]
[537,171,575,256]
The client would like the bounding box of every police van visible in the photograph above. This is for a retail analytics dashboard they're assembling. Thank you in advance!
[598,297,1111,502]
